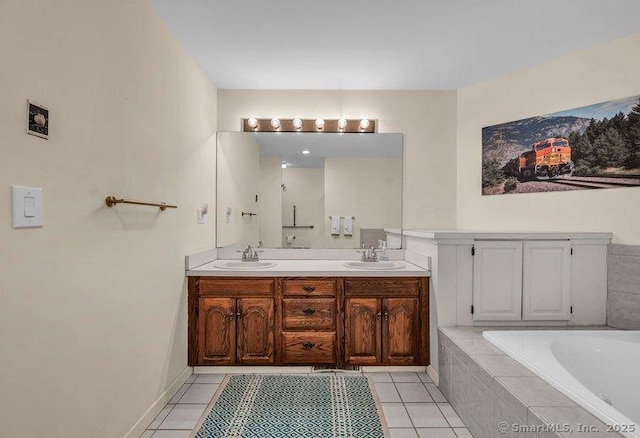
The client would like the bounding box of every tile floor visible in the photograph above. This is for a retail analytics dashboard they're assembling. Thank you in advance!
[139,371,471,438]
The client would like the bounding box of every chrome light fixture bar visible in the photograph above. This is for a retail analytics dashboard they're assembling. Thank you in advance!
[241,118,376,133]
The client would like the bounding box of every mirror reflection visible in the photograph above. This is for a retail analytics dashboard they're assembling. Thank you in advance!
[216,132,403,249]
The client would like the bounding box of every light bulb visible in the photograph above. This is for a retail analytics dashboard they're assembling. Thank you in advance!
[338,118,348,130]
[270,118,281,129]
[359,118,370,130]
[281,163,287,169]
[315,118,325,130]
[292,118,303,130]
[247,117,258,129]
[302,150,310,155]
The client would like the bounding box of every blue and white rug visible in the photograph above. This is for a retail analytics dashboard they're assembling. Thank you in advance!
[193,374,387,437]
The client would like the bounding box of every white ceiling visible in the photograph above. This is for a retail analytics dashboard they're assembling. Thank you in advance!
[254,132,402,168]
[149,0,640,90]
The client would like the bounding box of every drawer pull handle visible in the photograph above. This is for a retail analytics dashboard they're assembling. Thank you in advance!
[303,308,316,315]
[302,286,316,292]
[302,342,316,350]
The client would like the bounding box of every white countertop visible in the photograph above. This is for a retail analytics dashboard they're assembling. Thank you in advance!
[187,259,429,277]
[402,230,612,240]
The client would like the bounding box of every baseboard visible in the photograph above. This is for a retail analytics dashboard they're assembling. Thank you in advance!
[123,366,193,438]
[193,366,312,374]
[360,365,427,372]
[426,364,439,385]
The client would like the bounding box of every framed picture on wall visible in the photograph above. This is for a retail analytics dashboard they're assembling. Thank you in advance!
[27,100,49,139]
[481,94,640,195]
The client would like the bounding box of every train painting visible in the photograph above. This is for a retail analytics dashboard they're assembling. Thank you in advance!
[504,137,574,180]
[482,95,640,195]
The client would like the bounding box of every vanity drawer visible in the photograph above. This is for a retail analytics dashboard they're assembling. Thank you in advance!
[282,298,336,330]
[282,332,336,364]
[198,278,275,296]
[283,279,336,297]
[344,278,420,297]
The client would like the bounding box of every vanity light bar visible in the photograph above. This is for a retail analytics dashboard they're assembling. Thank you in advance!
[241,118,376,133]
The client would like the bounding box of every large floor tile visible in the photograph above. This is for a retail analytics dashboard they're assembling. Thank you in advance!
[374,382,402,402]
[194,374,226,384]
[168,384,190,404]
[148,405,174,429]
[365,372,393,382]
[405,403,449,428]
[417,372,433,383]
[185,374,197,384]
[417,428,457,438]
[453,428,473,438]
[151,431,193,438]
[158,404,207,430]
[425,383,447,403]
[382,403,414,428]
[396,383,434,403]
[138,431,154,438]
[438,403,465,428]
[390,428,419,438]
[391,372,422,383]
[178,383,219,404]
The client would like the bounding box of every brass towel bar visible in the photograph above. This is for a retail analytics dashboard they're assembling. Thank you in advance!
[105,196,177,211]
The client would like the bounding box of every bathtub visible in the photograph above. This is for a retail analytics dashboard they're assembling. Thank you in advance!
[483,330,640,438]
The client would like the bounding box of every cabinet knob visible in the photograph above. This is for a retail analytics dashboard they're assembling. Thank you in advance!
[377,312,382,319]
[302,286,316,293]
[383,311,389,321]
[302,308,316,315]
[302,341,315,350]
[236,312,242,319]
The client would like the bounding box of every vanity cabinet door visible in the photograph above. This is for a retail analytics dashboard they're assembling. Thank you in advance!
[198,298,236,365]
[344,298,381,364]
[382,298,419,365]
[237,298,275,364]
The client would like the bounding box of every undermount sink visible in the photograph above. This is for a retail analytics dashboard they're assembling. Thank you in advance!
[213,261,277,270]
[343,261,404,270]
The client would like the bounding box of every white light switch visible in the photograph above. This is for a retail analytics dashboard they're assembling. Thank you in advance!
[12,185,43,228]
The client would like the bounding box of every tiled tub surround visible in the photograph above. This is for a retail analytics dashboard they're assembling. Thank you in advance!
[608,244,640,329]
[483,331,639,435]
[438,327,622,438]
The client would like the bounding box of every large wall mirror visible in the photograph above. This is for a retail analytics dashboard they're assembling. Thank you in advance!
[216,132,403,249]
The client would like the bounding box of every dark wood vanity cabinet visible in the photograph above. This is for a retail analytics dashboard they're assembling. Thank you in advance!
[188,276,428,367]
[344,279,425,366]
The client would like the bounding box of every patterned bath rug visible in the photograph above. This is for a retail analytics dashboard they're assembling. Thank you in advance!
[192,374,388,437]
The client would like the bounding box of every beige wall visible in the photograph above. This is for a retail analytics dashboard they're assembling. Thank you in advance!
[457,33,640,244]
[217,90,458,231]
[324,158,402,248]
[281,168,325,248]
[258,158,283,247]
[216,133,260,247]
[0,1,216,437]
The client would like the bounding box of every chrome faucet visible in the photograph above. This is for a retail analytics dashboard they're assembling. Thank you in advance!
[238,245,261,262]
[357,246,378,262]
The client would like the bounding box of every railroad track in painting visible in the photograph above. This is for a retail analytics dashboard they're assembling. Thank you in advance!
[545,177,640,190]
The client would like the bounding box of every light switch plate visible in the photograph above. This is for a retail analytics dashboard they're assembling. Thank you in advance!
[12,185,43,228]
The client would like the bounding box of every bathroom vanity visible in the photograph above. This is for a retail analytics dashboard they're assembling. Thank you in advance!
[187,260,429,367]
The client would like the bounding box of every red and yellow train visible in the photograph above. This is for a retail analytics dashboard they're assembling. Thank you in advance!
[505,137,574,179]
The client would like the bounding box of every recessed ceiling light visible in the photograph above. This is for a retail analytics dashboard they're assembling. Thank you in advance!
[281,163,287,169]
[302,150,310,154]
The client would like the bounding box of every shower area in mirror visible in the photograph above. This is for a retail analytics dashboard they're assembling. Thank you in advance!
[216,131,403,250]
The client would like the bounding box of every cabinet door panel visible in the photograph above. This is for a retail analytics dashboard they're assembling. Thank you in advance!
[344,298,381,364]
[237,298,275,364]
[383,298,419,365]
[473,241,523,321]
[523,241,571,320]
[198,298,236,365]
